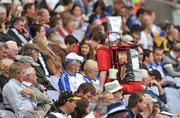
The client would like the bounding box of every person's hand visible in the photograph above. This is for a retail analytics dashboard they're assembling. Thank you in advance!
[39,85,45,92]
[150,80,160,87]
[23,28,30,38]
[20,88,34,96]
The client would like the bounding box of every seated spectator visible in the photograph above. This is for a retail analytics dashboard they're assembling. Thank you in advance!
[58,52,87,92]
[22,65,52,113]
[137,46,148,69]
[72,98,89,118]
[148,69,165,86]
[60,14,76,39]
[130,25,142,44]
[127,92,146,118]
[70,4,88,29]
[105,80,125,114]
[140,94,157,118]
[107,109,128,118]
[89,0,107,24]
[142,49,154,70]
[162,43,180,77]
[0,58,14,102]
[83,59,99,84]
[85,103,108,118]
[20,43,55,90]
[65,35,79,54]
[0,42,8,60]
[46,91,81,118]
[149,48,165,77]
[37,8,51,31]
[48,16,67,52]
[98,92,115,105]
[75,82,96,100]
[149,103,161,118]
[7,17,30,47]
[75,0,93,16]
[163,27,179,52]
[138,19,154,50]
[5,41,18,60]
[75,82,97,111]
[148,69,180,89]
[33,24,63,75]
[78,40,95,61]
[0,18,13,42]
[2,62,41,118]
[105,80,124,103]
[141,69,167,111]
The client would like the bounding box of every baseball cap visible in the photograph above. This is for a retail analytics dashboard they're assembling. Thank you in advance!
[65,52,84,63]
[16,55,39,66]
[57,91,81,105]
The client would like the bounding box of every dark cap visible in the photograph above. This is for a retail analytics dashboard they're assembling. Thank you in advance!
[57,91,81,105]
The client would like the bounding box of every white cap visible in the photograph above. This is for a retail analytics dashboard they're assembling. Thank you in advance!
[54,5,65,13]
[0,0,12,4]
[0,5,6,13]
[105,80,123,93]
[65,52,84,63]
[121,34,133,44]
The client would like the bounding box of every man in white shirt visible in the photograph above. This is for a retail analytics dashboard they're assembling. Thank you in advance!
[2,62,37,118]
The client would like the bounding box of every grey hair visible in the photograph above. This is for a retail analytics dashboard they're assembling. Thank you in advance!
[23,66,35,76]
[0,42,8,49]
[5,41,18,49]
[94,103,108,114]
[98,91,112,103]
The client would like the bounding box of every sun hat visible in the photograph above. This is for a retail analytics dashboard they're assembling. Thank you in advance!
[105,80,123,93]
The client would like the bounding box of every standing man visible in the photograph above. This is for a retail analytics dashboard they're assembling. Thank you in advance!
[90,30,111,86]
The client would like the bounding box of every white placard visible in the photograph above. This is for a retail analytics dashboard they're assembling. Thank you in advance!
[107,16,122,33]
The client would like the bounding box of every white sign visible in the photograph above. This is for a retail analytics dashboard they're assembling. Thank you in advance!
[107,16,122,33]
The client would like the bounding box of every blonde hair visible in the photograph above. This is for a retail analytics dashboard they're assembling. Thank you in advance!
[23,66,35,76]
[0,58,14,72]
[83,59,98,71]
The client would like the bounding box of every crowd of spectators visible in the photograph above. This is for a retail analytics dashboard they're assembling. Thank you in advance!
[0,0,180,118]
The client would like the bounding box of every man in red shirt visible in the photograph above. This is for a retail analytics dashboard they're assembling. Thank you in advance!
[89,29,112,86]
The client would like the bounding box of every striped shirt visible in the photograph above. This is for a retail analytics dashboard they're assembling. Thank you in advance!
[58,71,87,92]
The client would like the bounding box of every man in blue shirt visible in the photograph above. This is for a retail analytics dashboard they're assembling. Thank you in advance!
[58,52,87,92]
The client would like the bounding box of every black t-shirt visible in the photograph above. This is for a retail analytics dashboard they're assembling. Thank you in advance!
[0,75,9,102]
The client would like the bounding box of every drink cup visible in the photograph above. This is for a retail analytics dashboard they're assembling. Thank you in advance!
[109,68,118,80]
